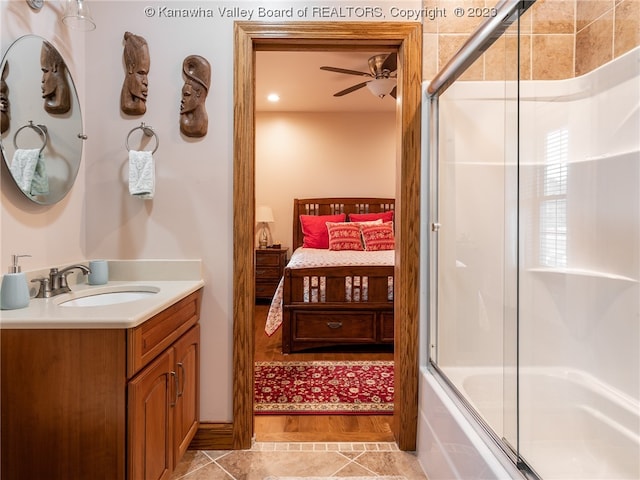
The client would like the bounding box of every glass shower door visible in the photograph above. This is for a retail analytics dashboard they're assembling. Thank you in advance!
[429,1,639,477]
[431,27,520,454]
[516,8,640,479]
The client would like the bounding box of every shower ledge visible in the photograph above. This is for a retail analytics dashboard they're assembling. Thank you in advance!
[528,267,637,283]
[583,149,639,162]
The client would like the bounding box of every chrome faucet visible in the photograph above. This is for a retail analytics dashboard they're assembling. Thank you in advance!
[32,264,91,298]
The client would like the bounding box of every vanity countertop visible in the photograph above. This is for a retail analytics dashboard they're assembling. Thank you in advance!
[0,259,204,329]
[0,280,204,329]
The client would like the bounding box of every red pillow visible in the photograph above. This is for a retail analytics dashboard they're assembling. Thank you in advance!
[326,222,364,251]
[349,211,394,223]
[300,213,346,249]
[361,221,395,251]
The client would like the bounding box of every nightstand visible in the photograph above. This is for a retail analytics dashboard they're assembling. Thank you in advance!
[255,247,288,302]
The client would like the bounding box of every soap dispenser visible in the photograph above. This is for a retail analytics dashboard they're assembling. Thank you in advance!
[0,254,31,310]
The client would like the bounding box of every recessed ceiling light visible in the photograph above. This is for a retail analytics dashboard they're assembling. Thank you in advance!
[267,93,280,102]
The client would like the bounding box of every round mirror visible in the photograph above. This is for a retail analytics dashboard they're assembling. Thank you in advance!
[0,35,84,205]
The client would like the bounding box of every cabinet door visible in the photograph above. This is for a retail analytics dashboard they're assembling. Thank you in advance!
[173,324,200,464]
[128,348,174,480]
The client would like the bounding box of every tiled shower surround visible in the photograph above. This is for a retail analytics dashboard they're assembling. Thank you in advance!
[422,0,639,80]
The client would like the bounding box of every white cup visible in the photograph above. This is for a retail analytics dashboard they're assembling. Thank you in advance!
[88,260,109,285]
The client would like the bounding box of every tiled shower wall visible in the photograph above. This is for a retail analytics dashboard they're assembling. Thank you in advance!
[423,0,640,81]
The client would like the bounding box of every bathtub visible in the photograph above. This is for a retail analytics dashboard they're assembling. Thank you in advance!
[417,366,640,480]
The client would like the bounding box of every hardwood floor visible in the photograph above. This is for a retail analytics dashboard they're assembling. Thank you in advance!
[253,304,395,442]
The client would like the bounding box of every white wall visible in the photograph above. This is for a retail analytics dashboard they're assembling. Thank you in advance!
[256,111,396,251]
[82,1,237,422]
[1,0,419,424]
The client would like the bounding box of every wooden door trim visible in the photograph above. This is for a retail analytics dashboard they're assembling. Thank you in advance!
[233,21,422,450]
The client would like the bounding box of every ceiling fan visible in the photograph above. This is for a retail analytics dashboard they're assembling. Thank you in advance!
[320,53,397,99]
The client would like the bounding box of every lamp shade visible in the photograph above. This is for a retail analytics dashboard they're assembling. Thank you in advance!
[256,205,274,223]
[366,78,396,98]
[62,0,97,31]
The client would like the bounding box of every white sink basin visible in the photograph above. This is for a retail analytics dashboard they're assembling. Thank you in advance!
[58,287,159,307]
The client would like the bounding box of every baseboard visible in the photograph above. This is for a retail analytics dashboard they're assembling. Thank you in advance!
[189,422,234,450]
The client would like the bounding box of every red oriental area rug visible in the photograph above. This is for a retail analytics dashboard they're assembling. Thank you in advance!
[254,360,394,415]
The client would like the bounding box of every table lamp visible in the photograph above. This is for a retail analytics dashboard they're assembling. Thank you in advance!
[256,205,274,248]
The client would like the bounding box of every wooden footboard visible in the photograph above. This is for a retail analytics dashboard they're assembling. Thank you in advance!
[281,265,394,353]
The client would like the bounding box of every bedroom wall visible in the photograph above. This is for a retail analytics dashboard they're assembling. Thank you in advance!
[256,111,397,251]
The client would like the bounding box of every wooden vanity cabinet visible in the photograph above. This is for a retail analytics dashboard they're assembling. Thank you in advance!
[1,329,128,480]
[0,288,202,480]
[128,323,200,480]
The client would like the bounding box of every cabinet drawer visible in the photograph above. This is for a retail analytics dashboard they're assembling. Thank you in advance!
[256,282,278,299]
[256,253,283,267]
[127,289,203,378]
[293,312,376,343]
[255,266,282,279]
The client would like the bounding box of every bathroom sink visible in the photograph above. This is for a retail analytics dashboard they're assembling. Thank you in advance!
[57,287,159,307]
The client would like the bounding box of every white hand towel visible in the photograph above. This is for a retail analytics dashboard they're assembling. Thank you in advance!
[30,154,50,196]
[9,148,40,192]
[128,150,155,199]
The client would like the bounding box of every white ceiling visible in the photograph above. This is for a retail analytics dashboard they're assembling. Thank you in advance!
[255,51,397,113]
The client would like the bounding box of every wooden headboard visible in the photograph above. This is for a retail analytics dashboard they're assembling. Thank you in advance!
[292,197,395,250]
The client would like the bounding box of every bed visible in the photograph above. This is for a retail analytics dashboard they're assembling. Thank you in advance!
[265,197,395,353]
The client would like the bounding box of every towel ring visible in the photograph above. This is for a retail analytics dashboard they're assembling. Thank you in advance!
[125,122,159,154]
[13,121,48,154]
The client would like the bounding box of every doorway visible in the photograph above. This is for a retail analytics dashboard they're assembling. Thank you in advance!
[232,21,422,450]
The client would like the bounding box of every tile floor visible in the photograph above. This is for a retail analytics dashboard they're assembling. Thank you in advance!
[171,442,428,479]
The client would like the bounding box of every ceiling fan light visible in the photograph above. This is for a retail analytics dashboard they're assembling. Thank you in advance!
[366,78,396,98]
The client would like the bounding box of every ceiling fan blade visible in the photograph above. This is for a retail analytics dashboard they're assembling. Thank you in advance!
[320,66,372,77]
[333,81,369,97]
[381,52,397,73]
[389,85,397,99]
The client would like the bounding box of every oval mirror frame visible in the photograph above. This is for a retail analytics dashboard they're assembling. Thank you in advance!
[0,35,84,205]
